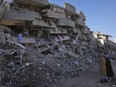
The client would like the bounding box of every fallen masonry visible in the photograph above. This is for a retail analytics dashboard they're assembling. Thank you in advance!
[0,0,116,87]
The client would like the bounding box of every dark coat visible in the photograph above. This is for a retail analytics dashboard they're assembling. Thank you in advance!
[105,57,114,77]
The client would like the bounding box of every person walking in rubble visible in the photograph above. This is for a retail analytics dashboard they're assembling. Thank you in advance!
[99,53,108,83]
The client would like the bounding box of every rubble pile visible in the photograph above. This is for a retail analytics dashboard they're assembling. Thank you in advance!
[0,0,116,87]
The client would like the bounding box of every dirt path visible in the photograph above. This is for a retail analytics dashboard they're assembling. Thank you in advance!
[55,62,116,87]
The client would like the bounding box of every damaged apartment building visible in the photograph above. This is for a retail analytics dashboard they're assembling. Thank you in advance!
[0,0,116,60]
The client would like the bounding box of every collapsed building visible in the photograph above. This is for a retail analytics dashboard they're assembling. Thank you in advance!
[0,0,116,87]
[0,0,95,55]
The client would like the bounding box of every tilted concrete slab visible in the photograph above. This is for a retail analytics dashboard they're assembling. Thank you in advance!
[14,0,48,7]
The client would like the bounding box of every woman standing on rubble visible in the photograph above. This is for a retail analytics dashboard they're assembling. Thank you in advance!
[99,53,108,83]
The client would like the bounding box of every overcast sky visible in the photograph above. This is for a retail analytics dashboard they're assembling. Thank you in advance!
[49,0,116,39]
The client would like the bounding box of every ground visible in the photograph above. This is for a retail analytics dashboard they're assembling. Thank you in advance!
[55,62,116,87]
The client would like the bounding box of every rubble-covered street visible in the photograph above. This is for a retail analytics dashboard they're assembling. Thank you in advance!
[0,47,116,87]
[0,0,116,87]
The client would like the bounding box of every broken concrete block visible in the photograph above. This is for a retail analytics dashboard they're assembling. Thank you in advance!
[32,19,49,27]
[0,32,6,46]
[57,18,75,27]
[73,28,81,34]
[81,41,88,46]
[5,33,11,40]
[0,49,4,54]
[49,21,57,28]
[78,11,86,21]
[7,61,15,68]
[0,25,4,32]
[76,17,85,26]
[81,45,87,50]
[0,25,11,33]
[50,28,67,34]
[51,35,70,43]
[81,26,90,34]
[61,35,71,41]
[0,0,12,18]
[64,3,76,15]
[42,9,66,19]
[49,3,65,13]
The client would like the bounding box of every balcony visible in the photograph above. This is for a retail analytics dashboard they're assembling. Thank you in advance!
[14,0,48,7]
[3,8,42,21]
[57,18,75,27]
[42,9,66,19]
